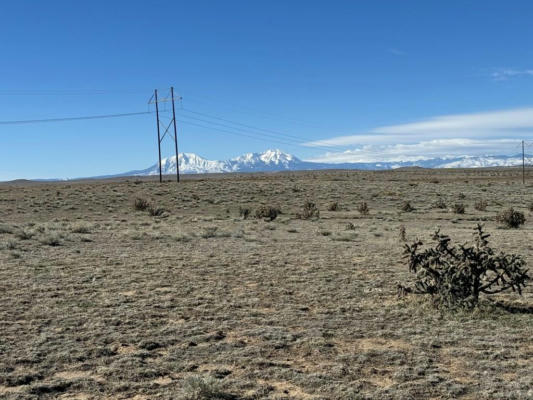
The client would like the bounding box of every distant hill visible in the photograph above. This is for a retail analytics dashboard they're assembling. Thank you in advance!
[112,149,530,177]
[8,149,530,182]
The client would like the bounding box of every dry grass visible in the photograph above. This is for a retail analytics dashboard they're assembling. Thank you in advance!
[0,168,531,399]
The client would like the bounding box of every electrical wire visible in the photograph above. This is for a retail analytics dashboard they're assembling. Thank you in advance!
[158,106,348,152]
[173,114,345,153]
[0,97,347,153]
[175,118,314,149]
[0,111,151,125]
[180,108,342,150]
[182,93,327,130]
[0,89,151,96]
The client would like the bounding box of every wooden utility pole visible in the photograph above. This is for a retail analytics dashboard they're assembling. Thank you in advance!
[150,87,181,183]
[522,140,526,185]
[171,86,180,183]
[154,89,163,183]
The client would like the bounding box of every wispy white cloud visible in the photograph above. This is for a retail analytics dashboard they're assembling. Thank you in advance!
[491,68,533,81]
[304,107,532,163]
[306,139,521,163]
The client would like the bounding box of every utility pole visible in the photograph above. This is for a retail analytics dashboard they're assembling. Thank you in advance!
[149,87,181,183]
[522,140,525,185]
[154,89,163,183]
[171,86,180,182]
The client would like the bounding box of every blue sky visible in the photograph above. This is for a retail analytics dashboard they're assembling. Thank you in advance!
[1,0,533,179]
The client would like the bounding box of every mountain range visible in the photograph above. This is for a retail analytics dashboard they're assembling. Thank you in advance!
[117,149,530,177]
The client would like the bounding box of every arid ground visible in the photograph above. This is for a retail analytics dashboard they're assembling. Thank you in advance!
[0,168,531,399]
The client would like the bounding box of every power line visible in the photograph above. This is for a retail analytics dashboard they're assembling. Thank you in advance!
[180,108,341,149]
[174,114,345,153]
[0,89,151,96]
[0,111,151,125]
[176,118,314,149]
[156,106,350,153]
[182,93,327,130]
[178,113,305,144]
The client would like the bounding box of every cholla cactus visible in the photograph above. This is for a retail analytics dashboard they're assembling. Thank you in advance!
[403,224,529,309]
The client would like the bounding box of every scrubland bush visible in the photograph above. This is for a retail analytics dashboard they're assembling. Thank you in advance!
[180,375,232,400]
[433,198,447,209]
[239,206,250,220]
[496,208,525,228]
[39,233,62,246]
[134,198,150,211]
[4,239,17,250]
[357,202,369,215]
[255,205,280,221]
[71,223,91,234]
[402,224,529,309]
[0,224,13,234]
[15,229,34,240]
[474,199,488,211]
[452,203,466,214]
[328,202,339,211]
[298,201,319,220]
[400,201,414,212]
[148,204,165,217]
[200,226,219,239]
[398,225,407,242]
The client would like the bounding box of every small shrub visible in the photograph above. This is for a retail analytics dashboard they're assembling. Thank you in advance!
[5,239,17,250]
[0,224,13,234]
[200,226,219,239]
[452,203,466,214]
[134,198,150,211]
[239,207,250,220]
[474,199,488,211]
[298,201,319,220]
[400,201,414,212]
[332,232,358,242]
[40,233,61,246]
[15,229,34,240]
[402,224,529,309]
[181,375,233,400]
[399,225,407,242]
[345,222,356,230]
[148,204,165,217]
[458,192,466,199]
[433,198,447,209]
[496,208,526,228]
[328,202,339,211]
[71,223,91,234]
[357,202,369,215]
[255,205,280,221]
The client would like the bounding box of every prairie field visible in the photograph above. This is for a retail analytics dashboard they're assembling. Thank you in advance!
[0,168,532,400]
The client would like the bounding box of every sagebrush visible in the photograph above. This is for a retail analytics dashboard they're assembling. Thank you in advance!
[298,201,319,219]
[496,208,525,228]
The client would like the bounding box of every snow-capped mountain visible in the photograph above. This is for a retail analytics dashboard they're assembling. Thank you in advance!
[129,149,306,175]
[116,149,530,177]
[161,153,228,174]
[228,149,298,171]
